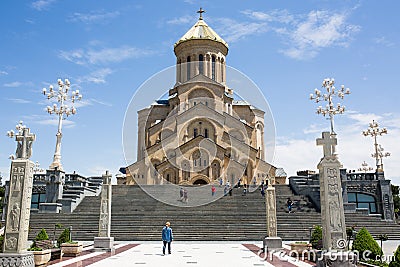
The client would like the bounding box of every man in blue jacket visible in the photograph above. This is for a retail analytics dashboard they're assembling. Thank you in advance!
[162,221,173,255]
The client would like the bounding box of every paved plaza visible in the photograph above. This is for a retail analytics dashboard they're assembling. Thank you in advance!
[45,240,400,267]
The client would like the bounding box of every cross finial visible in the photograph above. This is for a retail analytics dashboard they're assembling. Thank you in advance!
[316,132,337,158]
[15,128,36,159]
[197,7,205,20]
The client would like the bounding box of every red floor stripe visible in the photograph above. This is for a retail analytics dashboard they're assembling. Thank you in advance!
[50,244,138,267]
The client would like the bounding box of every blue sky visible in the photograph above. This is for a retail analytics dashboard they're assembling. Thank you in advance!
[0,0,399,185]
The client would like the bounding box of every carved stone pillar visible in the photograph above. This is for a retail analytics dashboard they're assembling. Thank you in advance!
[316,132,357,267]
[263,185,282,250]
[94,171,114,251]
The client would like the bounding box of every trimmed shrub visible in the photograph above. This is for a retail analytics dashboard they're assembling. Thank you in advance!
[389,245,400,267]
[310,225,323,250]
[352,227,382,261]
[57,228,71,247]
[35,228,49,241]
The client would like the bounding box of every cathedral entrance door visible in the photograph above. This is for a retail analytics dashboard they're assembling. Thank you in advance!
[193,179,208,185]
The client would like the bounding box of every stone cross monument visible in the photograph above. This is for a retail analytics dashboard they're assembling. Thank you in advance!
[317,132,346,250]
[94,171,114,251]
[1,127,36,266]
[316,132,357,267]
[263,178,282,251]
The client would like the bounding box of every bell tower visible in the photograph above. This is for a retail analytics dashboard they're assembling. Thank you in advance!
[174,8,229,85]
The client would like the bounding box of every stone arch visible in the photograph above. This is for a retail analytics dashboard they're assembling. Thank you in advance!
[188,88,215,109]
[186,118,217,141]
[190,174,211,185]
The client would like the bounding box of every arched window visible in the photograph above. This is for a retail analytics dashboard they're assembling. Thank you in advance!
[348,193,377,213]
[204,128,209,138]
[199,54,204,74]
[194,128,198,138]
[187,56,191,80]
[211,55,216,80]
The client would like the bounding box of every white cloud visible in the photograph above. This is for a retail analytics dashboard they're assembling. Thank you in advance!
[77,68,113,84]
[278,10,360,59]
[6,98,31,104]
[68,10,120,24]
[0,70,8,75]
[241,9,294,24]
[90,98,113,107]
[31,0,56,11]
[216,18,267,43]
[3,81,33,88]
[167,15,193,25]
[59,46,155,65]
[21,114,76,128]
[274,112,400,185]
[374,36,395,47]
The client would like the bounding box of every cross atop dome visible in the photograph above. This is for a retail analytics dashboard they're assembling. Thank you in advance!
[197,7,205,20]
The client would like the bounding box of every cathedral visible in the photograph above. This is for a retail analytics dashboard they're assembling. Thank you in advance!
[118,11,280,186]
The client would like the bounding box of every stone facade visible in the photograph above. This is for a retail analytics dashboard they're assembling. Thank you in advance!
[122,16,276,186]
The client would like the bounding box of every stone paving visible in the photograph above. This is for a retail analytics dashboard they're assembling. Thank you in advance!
[47,241,314,267]
[46,240,400,267]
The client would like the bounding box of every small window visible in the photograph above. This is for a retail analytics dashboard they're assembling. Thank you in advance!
[204,159,207,166]
[194,128,198,137]
[204,129,209,138]
[194,101,196,106]
[199,54,204,74]
[187,56,191,80]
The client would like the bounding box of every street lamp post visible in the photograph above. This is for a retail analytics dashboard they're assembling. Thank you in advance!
[358,161,373,173]
[42,79,82,171]
[309,78,350,156]
[362,120,390,171]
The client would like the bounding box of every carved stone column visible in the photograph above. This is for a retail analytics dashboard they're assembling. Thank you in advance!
[94,171,114,252]
[316,132,357,267]
[1,127,35,266]
[263,184,282,251]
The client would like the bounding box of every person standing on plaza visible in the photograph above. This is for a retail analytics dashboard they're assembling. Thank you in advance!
[211,185,216,196]
[162,221,173,255]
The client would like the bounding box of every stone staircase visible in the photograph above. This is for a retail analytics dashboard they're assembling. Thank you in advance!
[28,185,400,241]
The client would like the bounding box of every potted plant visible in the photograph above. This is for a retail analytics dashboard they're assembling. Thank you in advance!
[58,228,82,257]
[28,229,52,266]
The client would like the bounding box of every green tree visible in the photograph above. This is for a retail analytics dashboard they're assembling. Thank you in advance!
[352,227,382,261]
[57,228,71,247]
[389,245,400,267]
[35,228,49,241]
[310,225,323,249]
